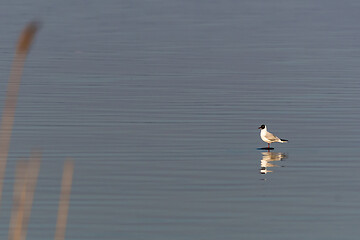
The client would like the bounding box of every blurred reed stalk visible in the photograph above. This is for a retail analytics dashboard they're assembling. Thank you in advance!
[1,21,74,240]
[20,151,41,240]
[8,151,42,240]
[54,160,74,240]
[0,22,39,210]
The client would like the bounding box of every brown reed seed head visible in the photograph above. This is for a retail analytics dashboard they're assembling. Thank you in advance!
[16,21,40,55]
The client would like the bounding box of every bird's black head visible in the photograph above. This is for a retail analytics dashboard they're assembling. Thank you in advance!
[258,124,265,129]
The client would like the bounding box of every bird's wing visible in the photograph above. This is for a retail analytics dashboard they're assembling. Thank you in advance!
[264,131,280,141]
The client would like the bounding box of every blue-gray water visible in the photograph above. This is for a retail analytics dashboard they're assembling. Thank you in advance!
[0,1,360,239]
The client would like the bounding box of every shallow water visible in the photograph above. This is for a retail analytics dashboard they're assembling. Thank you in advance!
[0,0,360,239]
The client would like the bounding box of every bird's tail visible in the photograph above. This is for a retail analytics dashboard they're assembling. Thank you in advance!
[280,139,288,143]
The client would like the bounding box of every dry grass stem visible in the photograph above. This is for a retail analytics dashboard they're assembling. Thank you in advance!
[54,160,74,240]
[0,22,39,211]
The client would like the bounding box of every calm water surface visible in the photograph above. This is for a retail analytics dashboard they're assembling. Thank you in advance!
[0,0,360,239]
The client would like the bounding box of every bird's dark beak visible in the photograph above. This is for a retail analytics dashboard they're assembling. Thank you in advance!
[258,127,261,129]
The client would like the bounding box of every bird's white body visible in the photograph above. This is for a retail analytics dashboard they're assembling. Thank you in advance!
[258,125,287,148]
[260,126,284,143]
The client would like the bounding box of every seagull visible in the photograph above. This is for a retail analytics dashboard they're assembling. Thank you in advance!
[258,124,288,148]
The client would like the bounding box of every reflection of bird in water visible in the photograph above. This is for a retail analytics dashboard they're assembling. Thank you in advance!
[258,124,288,149]
[260,152,287,174]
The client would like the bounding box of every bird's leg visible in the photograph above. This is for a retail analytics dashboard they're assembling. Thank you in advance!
[268,143,270,149]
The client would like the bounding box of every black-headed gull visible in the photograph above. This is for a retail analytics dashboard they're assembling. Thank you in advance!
[258,124,288,148]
